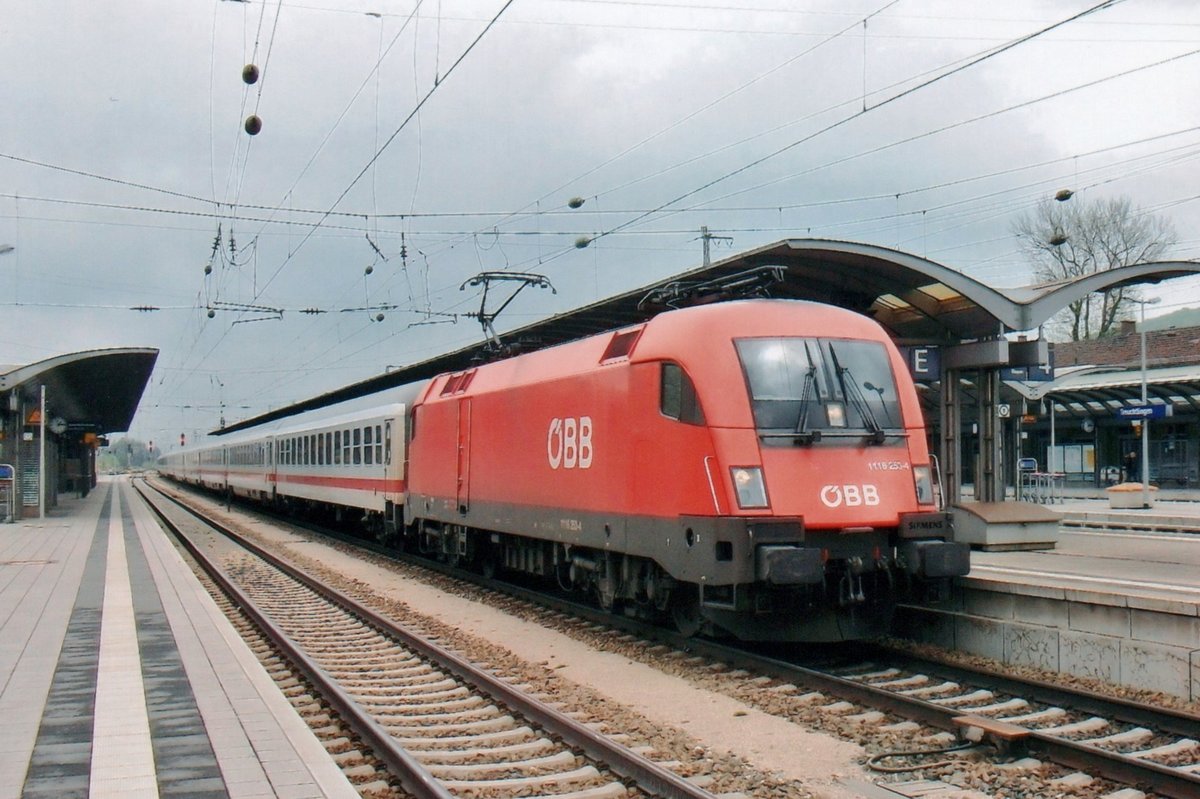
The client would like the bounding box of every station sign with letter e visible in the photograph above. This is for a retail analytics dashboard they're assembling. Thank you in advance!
[900,346,940,380]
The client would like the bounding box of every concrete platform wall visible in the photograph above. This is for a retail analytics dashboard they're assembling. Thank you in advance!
[897,587,1200,700]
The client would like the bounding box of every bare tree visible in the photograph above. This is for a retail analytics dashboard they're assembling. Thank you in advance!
[1012,195,1176,340]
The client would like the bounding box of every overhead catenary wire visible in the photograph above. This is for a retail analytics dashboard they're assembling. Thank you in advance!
[251,0,519,303]
[17,0,1191,430]
[163,0,518,412]
[573,0,1133,252]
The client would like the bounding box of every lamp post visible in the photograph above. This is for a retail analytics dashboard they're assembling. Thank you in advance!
[1139,296,1162,508]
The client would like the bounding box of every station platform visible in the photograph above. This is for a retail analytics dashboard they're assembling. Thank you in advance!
[899,496,1200,700]
[0,476,357,799]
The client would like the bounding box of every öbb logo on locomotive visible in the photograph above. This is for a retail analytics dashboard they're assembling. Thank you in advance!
[547,416,593,470]
[819,484,881,508]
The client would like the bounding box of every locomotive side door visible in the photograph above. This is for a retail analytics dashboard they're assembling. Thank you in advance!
[456,398,472,514]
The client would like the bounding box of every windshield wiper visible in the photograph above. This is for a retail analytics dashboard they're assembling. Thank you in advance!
[839,367,886,444]
[793,366,820,445]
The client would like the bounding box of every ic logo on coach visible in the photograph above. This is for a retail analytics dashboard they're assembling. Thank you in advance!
[547,416,593,470]
[820,484,880,508]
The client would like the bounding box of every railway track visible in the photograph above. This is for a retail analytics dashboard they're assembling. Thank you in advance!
[828,653,1200,794]
[149,479,1200,798]
[135,480,723,799]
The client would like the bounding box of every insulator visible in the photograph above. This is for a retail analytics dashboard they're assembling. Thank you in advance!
[207,308,216,319]
[242,64,260,85]
[244,115,262,135]
[375,313,385,322]
[364,264,374,275]
[204,264,212,275]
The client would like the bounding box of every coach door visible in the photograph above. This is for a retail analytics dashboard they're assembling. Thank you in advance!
[456,399,472,514]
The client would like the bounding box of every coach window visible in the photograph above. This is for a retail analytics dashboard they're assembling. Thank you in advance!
[325,432,332,465]
[384,422,392,465]
[374,425,382,464]
[342,429,351,464]
[353,427,362,464]
[334,431,342,464]
[364,426,374,465]
[660,362,706,425]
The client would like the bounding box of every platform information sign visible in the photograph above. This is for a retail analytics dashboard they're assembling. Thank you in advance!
[1116,405,1169,420]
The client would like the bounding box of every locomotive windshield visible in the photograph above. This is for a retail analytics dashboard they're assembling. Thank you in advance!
[735,337,902,442]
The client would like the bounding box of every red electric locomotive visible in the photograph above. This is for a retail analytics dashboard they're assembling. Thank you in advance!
[405,298,966,641]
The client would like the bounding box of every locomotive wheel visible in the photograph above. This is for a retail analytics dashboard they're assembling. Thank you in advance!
[670,585,702,637]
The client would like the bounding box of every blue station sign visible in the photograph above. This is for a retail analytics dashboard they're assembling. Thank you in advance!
[1116,404,1169,420]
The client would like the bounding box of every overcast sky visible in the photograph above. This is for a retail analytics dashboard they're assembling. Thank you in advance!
[2,0,1198,447]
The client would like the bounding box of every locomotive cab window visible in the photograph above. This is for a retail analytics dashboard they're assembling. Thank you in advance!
[735,337,901,441]
[660,363,705,425]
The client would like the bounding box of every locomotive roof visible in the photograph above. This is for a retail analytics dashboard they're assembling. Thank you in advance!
[217,238,1200,436]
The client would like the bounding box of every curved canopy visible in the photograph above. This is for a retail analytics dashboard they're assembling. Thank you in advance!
[0,348,159,433]
[1003,261,1200,331]
[219,239,1200,434]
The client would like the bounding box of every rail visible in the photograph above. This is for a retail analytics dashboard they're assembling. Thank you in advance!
[149,477,1200,799]
[137,479,720,799]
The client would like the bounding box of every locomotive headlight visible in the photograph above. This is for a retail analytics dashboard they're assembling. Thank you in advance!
[731,466,769,509]
[913,465,934,505]
[826,402,847,428]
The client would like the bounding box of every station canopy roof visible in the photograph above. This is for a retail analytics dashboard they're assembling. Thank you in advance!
[218,238,1200,434]
[1009,363,1200,418]
[0,348,159,433]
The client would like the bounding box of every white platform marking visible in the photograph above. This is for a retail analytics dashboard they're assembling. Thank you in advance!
[89,488,159,798]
